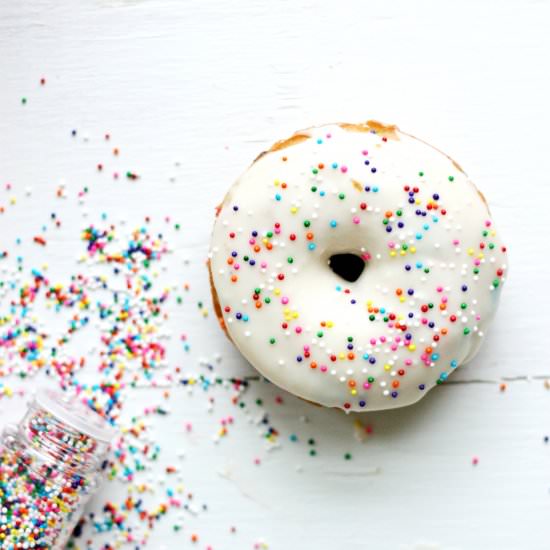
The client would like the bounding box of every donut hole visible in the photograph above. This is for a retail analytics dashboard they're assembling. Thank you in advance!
[328,253,365,283]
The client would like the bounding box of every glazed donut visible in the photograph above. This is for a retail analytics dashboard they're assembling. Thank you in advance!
[208,121,507,411]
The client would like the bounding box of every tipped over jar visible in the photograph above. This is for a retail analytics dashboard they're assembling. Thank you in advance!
[0,388,115,549]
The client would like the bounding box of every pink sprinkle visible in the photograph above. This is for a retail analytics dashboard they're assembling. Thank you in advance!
[281,296,289,305]
[352,216,360,224]
[362,150,368,156]
[320,365,328,372]
[260,261,267,268]
[295,326,302,334]
[472,456,479,465]
[388,241,395,249]
[340,165,348,173]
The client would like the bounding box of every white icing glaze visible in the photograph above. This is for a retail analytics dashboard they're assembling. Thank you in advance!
[209,123,507,411]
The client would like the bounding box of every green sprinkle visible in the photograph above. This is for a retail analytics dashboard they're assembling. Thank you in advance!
[269,337,276,344]
[344,452,352,460]
[463,328,471,335]
[304,220,311,227]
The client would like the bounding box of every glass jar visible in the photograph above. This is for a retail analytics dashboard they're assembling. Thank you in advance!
[0,388,115,549]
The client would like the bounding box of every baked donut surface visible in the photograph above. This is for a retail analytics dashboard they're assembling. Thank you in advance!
[209,122,507,411]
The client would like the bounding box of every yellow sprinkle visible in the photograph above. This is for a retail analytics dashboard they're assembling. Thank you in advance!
[384,364,391,371]
[408,344,416,351]
[290,207,298,214]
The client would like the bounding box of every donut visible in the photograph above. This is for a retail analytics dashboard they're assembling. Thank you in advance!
[208,121,507,411]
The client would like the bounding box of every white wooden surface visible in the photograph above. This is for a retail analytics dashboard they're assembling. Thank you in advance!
[1,0,549,548]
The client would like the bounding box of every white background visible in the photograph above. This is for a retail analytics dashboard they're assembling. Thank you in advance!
[1,1,549,549]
